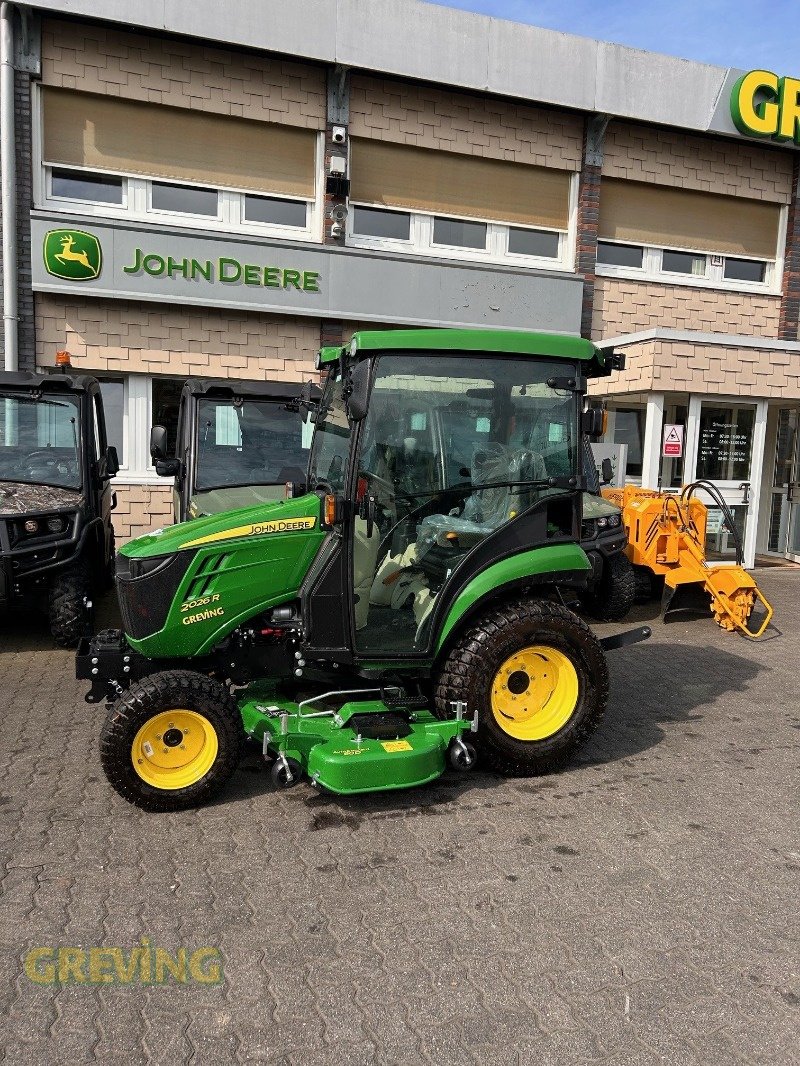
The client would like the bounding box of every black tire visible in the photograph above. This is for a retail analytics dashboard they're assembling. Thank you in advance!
[48,565,91,647]
[99,670,244,812]
[434,598,609,776]
[270,757,302,788]
[633,564,655,604]
[579,551,636,622]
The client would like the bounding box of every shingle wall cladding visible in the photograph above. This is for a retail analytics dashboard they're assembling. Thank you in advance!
[40,17,326,128]
[349,74,582,169]
[602,121,794,203]
[592,278,782,340]
[35,294,319,380]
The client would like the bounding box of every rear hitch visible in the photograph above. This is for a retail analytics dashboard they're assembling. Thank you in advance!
[598,625,651,652]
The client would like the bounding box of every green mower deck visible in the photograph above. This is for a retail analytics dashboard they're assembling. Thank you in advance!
[239,685,476,793]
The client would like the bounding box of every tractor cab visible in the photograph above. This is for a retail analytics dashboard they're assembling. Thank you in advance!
[79,329,651,812]
[150,378,317,523]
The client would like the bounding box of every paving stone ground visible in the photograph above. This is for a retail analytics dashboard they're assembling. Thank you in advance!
[1,571,799,1065]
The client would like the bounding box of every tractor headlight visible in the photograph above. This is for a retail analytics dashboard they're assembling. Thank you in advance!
[596,516,609,529]
[606,514,621,528]
[24,519,39,534]
[46,516,66,534]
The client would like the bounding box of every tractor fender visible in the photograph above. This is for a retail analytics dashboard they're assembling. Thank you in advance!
[433,542,591,657]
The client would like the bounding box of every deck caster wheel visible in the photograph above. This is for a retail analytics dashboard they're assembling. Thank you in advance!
[448,737,477,772]
[270,756,302,789]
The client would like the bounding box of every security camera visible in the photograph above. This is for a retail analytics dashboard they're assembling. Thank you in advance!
[329,203,348,223]
[330,221,344,238]
[331,125,347,144]
[329,154,347,176]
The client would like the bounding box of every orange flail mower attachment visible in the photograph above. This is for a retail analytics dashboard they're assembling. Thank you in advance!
[601,486,774,639]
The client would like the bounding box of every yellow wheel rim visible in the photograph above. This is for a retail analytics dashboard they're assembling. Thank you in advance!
[490,646,579,741]
[131,710,219,790]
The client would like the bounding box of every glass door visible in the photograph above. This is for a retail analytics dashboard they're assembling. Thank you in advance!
[768,408,800,562]
[692,400,758,563]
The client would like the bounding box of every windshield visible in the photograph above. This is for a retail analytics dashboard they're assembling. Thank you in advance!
[194,397,308,491]
[0,393,82,490]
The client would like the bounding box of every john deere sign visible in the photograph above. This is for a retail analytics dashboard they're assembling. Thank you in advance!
[43,229,102,281]
[731,70,800,144]
[31,214,582,333]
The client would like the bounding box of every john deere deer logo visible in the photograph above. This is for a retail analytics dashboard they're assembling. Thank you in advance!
[43,230,102,281]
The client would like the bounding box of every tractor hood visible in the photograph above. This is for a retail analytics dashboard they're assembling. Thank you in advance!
[116,493,325,658]
[121,493,319,559]
[0,481,83,517]
[582,493,621,520]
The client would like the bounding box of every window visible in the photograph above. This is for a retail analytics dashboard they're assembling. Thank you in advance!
[352,205,411,241]
[597,178,781,290]
[307,369,350,493]
[244,194,307,228]
[151,378,184,459]
[662,250,707,277]
[38,87,321,239]
[51,168,123,205]
[98,379,125,465]
[348,137,574,268]
[432,217,487,250]
[151,182,218,217]
[508,227,560,259]
[597,241,644,269]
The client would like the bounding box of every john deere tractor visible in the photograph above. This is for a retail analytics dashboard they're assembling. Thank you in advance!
[78,329,649,811]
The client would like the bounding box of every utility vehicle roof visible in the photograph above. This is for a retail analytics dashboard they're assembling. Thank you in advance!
[318,329,619,375]
[183,378,306,400]
[0,370,98,392]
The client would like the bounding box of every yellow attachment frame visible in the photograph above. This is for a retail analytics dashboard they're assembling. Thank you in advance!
[602,486,774,639]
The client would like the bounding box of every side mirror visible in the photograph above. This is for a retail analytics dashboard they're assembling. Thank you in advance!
[582,408,605,441]
[104,446,120,479]
[155,457,181,478]
[150,425,169,462]
[346,360,370,422]
[601,457,614,485]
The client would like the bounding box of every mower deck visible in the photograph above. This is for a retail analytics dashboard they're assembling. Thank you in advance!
[238,685,476,793]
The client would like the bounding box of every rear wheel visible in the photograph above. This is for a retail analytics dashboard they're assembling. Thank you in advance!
[579,551,635,622]
[99,670,244,811]
[434,599,608,775]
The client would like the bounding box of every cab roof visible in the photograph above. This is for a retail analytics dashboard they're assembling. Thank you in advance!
[0,369,98,393]
[318,329,620,375]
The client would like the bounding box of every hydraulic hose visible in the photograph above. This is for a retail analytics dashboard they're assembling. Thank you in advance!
[680,479,744,566]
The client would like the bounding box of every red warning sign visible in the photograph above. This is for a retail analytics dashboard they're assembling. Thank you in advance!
[662,424,683,458]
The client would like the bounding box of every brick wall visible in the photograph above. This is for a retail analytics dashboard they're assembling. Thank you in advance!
[349,74,582,169]
[40,18,326,128]
[603,121,793,203]
[590,339,800,401]
[35,295,320,381]
[592,278,782,340]
[113,483,174,542]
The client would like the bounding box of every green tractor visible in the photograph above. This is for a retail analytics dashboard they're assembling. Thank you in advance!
[77,329,649,811]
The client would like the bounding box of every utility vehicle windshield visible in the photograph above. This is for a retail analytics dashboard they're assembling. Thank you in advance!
[194,397,308,492]
[349,351,579,654]
[0,392,82,490]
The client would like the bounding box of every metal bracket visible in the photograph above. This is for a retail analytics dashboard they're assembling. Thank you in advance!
[327,64,350,124]
[13,8,41,75]
[585,113,609,167]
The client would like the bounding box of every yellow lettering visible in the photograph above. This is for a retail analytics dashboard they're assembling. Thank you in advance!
[24,948,55,984]
[111,947,140,983]
[58,948,87,983]
[731,69,780,137]
[188,948,223,984]
[778,77,800,142]
[89,948,117,983]
[155,947,188,983]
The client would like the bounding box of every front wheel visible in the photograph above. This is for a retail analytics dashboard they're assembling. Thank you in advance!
[434,599,608,776]
[99,670,244,811]
[579,551,636,622]
[48,565,91,647]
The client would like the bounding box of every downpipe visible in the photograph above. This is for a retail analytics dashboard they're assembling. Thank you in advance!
[1,1,18,371]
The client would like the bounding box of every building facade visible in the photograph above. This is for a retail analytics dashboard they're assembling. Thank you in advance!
[2,1,800,565]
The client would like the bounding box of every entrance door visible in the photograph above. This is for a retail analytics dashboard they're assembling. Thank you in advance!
[767,407,800,562]
[688,399,764,566]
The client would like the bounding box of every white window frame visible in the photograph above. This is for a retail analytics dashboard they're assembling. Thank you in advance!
[33,85,324,243]
[96,375,130,475]
[595,222,786,296]
[346,171,578,273]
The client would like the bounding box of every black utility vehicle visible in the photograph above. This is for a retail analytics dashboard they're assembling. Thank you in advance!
[0,362,118,645]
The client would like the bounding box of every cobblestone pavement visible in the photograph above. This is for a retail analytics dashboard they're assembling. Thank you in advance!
[1,571,799,1065]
